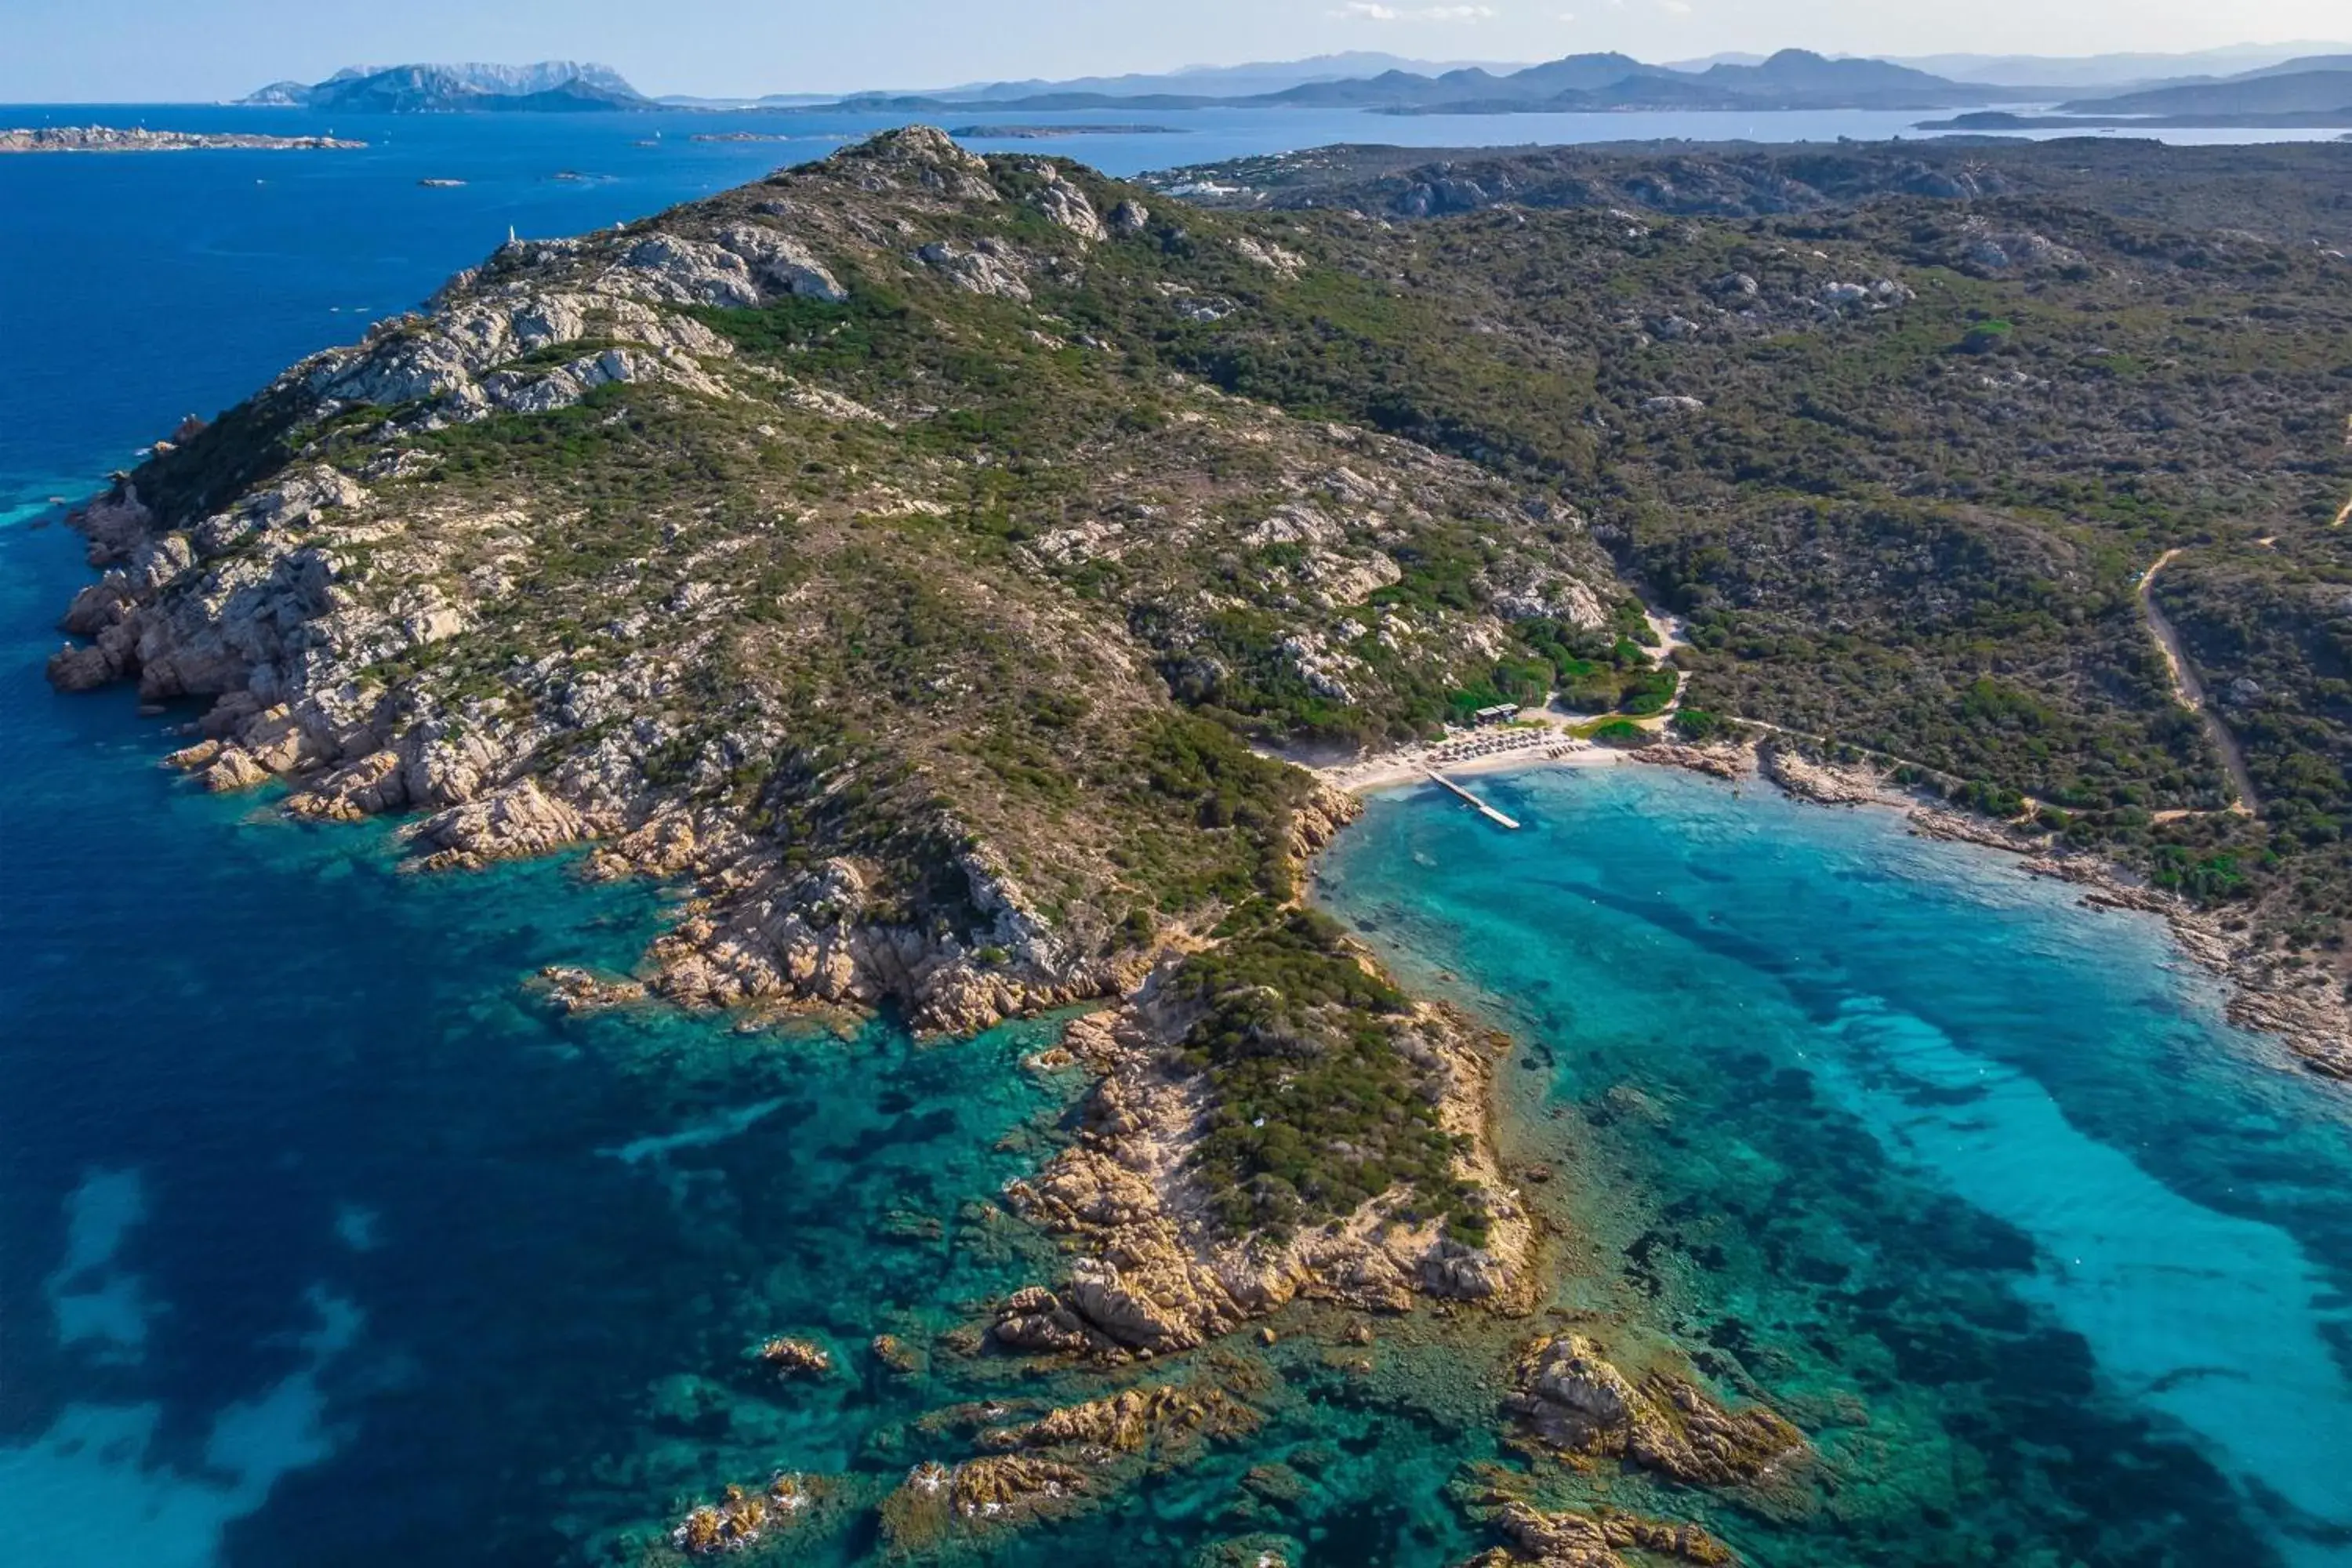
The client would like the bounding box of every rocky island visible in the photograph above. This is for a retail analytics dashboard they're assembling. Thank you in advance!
[42,126,2352,1559]
[240,60,651,114]
[2,125,365,153]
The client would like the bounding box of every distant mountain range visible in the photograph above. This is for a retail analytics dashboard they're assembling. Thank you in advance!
[1917,55,2352,131]
[1881,41,2352,88]
[239,61,649,113]
[824,52,1526,105]
[808,49,2043,115]
[2058,63,2352,115]
[234,44,2352,123]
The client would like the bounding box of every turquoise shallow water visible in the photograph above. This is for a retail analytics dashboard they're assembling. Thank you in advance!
[10,607,2350,1565]
[7,108,2352,1567]
[1314,764,2352,1566]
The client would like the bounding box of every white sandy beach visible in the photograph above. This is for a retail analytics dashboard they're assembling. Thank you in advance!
[1307,720,1635,794]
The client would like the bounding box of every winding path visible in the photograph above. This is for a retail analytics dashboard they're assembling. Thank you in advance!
[2138,549,2259,816]
[2336,416,2352,528]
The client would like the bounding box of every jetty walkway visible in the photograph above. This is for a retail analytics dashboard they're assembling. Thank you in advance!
[1422,768,1521,829]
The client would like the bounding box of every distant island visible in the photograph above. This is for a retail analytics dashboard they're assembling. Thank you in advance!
[2054,60,2352,115]
[1918,108,2352,130]
[0,125,364,153]
[240,60,651,114]
[946,123,1184,138]
[1918,64,2352,130]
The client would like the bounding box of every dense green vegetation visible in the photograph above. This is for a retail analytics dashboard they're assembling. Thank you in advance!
[1172,907,1484,1243]
[1121,138,2352,969]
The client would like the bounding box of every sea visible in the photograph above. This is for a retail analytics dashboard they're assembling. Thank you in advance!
[3,103,2350,1568]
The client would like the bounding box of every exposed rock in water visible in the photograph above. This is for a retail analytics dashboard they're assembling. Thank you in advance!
[537,964,648,1013]
[1508,1334,1809,1491]
[879,1455,1091,1552]
[973,1382,1260,1456]
[880,1380,1260,1552]
[669,1472,826,1556]
[869,1334,924,1377]
[755,1336,835,1377]
[1460,1501,1734,1568]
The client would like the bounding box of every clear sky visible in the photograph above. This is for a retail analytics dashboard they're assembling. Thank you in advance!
[6,0,2351,102]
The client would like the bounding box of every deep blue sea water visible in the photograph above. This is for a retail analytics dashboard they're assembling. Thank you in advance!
[5,107,2352,1568]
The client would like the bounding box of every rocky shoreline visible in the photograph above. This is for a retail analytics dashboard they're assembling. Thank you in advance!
[1639,739,2352,1079]
[995,978,1534,1361]
[49,463,1118,1036]
[46,455,1580,1551]
[1,125,366,154]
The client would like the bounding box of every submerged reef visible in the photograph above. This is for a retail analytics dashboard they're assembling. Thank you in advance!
[879,1380,1264,1555]
[1461,1501,1734,1568]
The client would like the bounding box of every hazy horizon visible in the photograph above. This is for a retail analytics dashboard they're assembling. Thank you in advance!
[6,0,2352,104]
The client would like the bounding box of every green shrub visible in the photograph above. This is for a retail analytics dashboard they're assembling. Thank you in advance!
[1171,910,1480,1241]
[1672,708,1729,742]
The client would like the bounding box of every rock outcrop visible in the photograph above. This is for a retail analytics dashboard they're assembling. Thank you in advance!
[915,238,1033,300]
[755,1336,835,1377]
[995,966,1533,1357]
[973,1382,1260,1456]
[669,1472,824,1557]
[1755,742,1888,807]
[1461,1501,1734,1568]
[1509,1335,1807,1490]
[408,779,590,871]
[1026,164,1107,242]
[880,1454,1091,1551]
[880,1381,1259,1554]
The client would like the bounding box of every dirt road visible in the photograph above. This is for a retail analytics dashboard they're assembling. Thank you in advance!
[2139,549,2259,815]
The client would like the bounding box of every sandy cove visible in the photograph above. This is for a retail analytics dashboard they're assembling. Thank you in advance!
[1307,730,2352,1081]
[1276,711,1638,796]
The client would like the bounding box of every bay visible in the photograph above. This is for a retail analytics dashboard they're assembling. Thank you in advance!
[1313,764,2352,1566]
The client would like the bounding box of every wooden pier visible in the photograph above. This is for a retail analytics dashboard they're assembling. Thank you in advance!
[1422,768,1521,829]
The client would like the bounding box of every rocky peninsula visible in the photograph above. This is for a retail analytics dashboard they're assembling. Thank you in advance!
[2,125,365,153]
[42,125,2352,1561]
[49,128,1596,1366]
